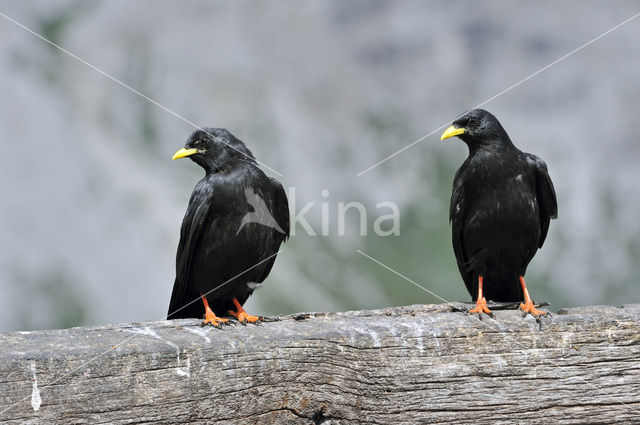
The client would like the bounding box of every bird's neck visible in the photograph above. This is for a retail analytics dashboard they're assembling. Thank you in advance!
[199,157,256,175]
[468,137,515,157]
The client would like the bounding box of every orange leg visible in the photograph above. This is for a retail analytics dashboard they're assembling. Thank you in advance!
[200,295,229,328]
[518,276,549,317]
[228,298,261,324]
[469,275,493,317]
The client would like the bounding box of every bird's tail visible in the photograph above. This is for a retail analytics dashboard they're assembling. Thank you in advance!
[167,280,203,320]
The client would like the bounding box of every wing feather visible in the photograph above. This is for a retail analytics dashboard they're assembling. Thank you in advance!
[527,155,558,248]
[167,184,215,319]
[450,170,474,295]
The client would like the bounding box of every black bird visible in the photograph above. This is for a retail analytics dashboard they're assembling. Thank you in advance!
[167,128,289,326]
[441,109,557,317]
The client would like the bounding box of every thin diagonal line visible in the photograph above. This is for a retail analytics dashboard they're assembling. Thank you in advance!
[0,11,285,414]
[357,11,640,177]
[356,249,637,412]
[0,250,282,416]
[357,250,466,312]
[0,11,283,177]
[166,250,282,319]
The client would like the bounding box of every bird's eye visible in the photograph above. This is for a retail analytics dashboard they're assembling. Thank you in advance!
[467,117,475,126]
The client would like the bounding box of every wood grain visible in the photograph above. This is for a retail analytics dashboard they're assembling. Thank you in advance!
[1,303,640,424]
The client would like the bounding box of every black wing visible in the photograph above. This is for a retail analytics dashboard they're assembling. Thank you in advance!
[527,155,558,248]
[450,168,474,295]
[215,173,290,308]
[269,177,290,240]
[255,177,290,283]
[167,182,216,319]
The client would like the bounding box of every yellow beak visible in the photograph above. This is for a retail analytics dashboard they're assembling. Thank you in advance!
[172,148,198,160]
[440,126,466,141]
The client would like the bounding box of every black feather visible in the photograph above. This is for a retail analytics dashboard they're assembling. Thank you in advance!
[447,109,557,302]
[167,128,289,319]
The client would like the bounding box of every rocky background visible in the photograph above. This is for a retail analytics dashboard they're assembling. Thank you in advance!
[1,0,639,331]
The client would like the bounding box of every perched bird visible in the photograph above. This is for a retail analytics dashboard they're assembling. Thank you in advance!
[167,128,289,326]
[441,109,557,317]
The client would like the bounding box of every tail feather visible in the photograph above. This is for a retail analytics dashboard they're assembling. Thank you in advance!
[167,281,203,319]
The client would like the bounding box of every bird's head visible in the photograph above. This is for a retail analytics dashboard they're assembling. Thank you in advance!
[440,109,511,149]
[172,128,256,173]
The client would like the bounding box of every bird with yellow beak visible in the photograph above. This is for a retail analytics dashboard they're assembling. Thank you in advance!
[441,109,557,319]
[167,128,289,326]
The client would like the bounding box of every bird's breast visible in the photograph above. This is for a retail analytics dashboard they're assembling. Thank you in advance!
[465,174,539,230]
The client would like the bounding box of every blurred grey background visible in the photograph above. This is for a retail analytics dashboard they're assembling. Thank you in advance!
[1,1,639,332]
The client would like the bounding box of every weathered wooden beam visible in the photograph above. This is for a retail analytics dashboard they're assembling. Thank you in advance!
[1,304,640,424]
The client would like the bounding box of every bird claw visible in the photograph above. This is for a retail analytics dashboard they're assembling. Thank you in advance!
[475,311,495,320]
[199,296,230,328]
[468,297,493,319]
[238,317,264,326]
[210,321,227,329]
[519,302,550,319]
[201,313,229,328]
[228,309,262,325]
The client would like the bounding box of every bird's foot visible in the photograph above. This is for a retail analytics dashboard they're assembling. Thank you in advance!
[468,297,494,319]
[200,295,229,328]
[519,301,550,318]
[201,312,229,328]
[228,297,264,325]
[228,309,262,325]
